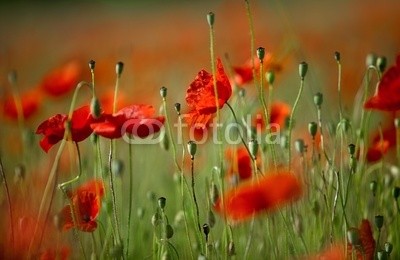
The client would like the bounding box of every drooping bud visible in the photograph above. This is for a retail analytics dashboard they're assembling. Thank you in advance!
[334,51,341,62]
[90,97,102,119]
[375,215,384,229]
[158,197,167,209]
[313,92,323,108]
[256,47,265,62]
[376,56,387,73]
[88,60,96,70]
[248,139,259,160]
[116,61,124,76]
[299,61,308,79]
[266,71,275,85]
[207,12,215,27]
[160,86,167,99]
[308,122,318,138]
[187,140,197,159]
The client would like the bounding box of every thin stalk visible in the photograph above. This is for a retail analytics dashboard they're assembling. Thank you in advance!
[162,97,181,172]
[244,0,256,84]
[337,59,344,121]
[108,141,122,245]
[190,157,201,232]
[125,142,134,258]
[0,155,14,251]
[288,78,305,171]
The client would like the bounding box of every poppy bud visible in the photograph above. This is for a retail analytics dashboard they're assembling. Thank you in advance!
[256,47,265,61]
[384,242,393,255]
[160,86,167,99]
[151,212,161,227]
[347,228,361,246]
[165,224,174,239]
[207,12,215,27]
[88,60,96,70]
[366,53,377,67]
[266,71,275,85]
[394,118,400,128]
[369,181,377,196]
[90,97,102,119]
[239,88,246,98]
[174,103,181,115]
[393,186,400,200]
[8,70,17,85]
[227,241,236,256]
[348,144,356,156]
[202,223,210,236]
[116,61,124,76]
[158,197,167,209]
[377,250,388,260]
[375,215,384,229]
[308,122,318,138]
[299,61,308,79]
[295,139,305,154]
[376,56,387,73]
[334,51,341,62]
[314,92,323,107]
[187,140,197,159]
[111,159,124,177]
[248,139,258,160]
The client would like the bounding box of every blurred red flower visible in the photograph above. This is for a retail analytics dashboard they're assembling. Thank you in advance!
[2,89,42,121]
[232,54,282,86]
[91,104,164,139]
[40,246,70,260]
[36,105,96,152]
[225,147,253,181]
[40,60,83,97]
[306,244,345,260]
[366,126,396,162]
[60,180,104,232]
[254,101,291,132]
[185,58,232,126]
[364,54,400,111]
[214,172,302,223]
[347,219,375,260]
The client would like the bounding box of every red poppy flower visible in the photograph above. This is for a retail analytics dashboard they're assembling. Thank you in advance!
[91,104,164,139]
[185,58,232,126]
[254,101,291,132]
[366,126,396,162]
[364,54,400,111]
[232,54,282,86]
[40,60,82,97]
[347,219,375,260]
[60,180,104,232]
[225,147,253,181]
[2,89,42,121]
[214,172,302,223]
[36,105,97,152]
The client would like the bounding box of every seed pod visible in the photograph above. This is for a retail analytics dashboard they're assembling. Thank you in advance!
[348,144,356,156]
[151,212,161,227]
[308,122,318,138]
[160,86,167,99]
[375,215,384,229]
[299,61,308,79]
[227,241,236,256]
[207,12,215,26]
[116,61,124,76]
[365,53,377,67]
[88,60,96,70]
[256,47,265,61]
[202,223,210,236]
[174,103,181,115]
[376,56,387,73]
[314,92,323,108]
[266,71,275,85]
[334,51,341,62]
[187,140,197,159]
[158,197,167,209]
[377,250,388,260]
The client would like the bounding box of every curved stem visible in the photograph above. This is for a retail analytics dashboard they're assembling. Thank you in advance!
[191,157,201,232]
[287,78,305,171]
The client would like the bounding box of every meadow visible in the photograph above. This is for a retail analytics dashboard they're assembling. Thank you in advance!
[1,0,400,259]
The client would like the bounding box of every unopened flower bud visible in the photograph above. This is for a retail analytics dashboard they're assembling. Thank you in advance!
[187,140,197,159]
[256,47,265,61]
[295,139,305,154]
[334,51,341,62]
[202,223,210,236]
[348,144,356,156]
[299,61,308,79]
[160,86,167,99]
[266,71,275,85]
[116,61,124,76]
[375,215,384,229]
[158,197,167,209]
[90,97,102,119]
[207,12,215,27]
[376,56,387,73]
[314,92,323,108]
[88,60,96,70]
[174,103,181,115]
[248,139,259,160]
[308,122,318,138]
[366,53,377,68]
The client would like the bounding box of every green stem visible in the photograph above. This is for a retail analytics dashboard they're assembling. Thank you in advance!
[0,155,14,251]
[190,157,201,232]
[337,60,343,121]
[108,141,122,245]
[287,78,305,171]
[125,142,134,258]
[162,97,181,172]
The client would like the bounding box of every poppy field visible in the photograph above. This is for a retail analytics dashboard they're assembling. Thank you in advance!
[1,1,400,259]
